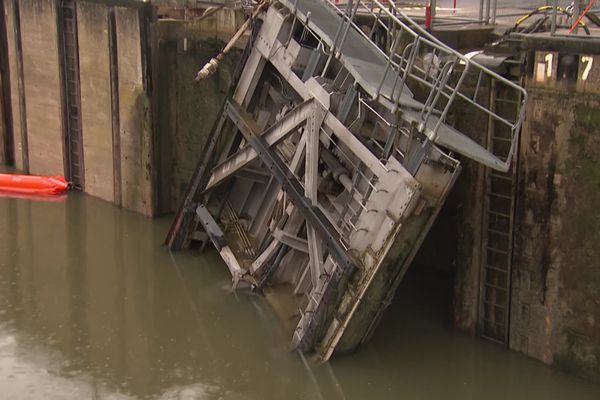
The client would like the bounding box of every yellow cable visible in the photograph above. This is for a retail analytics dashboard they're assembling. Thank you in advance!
[515,6,586,28]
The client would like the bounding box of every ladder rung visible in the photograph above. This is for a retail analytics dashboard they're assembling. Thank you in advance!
[482,318,505,327]
[485,281,508,291]
[488,191,513,200]
[481,333,507,345]
[487,227,510,236]
[484,300,506,310]
[488,210,511,219]
[485,263,508,274]
[490,172,513,181]
[495,98,519,104]
[492,136,512,143]
[486,246,509,255]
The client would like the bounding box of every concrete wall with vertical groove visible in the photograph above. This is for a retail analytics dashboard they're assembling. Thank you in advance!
[1,0,156,215]
[3,0,23,169]
[1,1,242,216]
[116,6,153,216]
[20,0,64,175]
[78,1,114,203]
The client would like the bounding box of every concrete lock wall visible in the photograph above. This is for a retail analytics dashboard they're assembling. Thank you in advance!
[20,0,64,175]
[77,1,114,203]
[1,0,155,215]
[0,0,243,216]
[450,49,600,383]
[154,7,244,213]
[508,51,600,383]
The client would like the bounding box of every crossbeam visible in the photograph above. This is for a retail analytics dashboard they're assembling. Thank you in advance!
[205,99,316,191]
[225,100,356,275]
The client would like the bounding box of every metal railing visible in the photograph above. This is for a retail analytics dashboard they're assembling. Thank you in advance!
[549,0,600,37]
[431,0,498,26]
[335,1,500,26]
[315,0,527,169]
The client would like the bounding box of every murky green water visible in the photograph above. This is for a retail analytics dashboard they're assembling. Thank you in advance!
[0,192,599,399]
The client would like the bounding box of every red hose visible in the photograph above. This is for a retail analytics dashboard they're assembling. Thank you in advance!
[0,174,69,195]
[569,0,597,33]
[425,1,432,30]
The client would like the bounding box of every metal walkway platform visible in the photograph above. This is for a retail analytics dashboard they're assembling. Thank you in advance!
[279,0,418,105]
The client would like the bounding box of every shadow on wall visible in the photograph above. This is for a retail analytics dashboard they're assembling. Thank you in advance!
[156,38,242,214]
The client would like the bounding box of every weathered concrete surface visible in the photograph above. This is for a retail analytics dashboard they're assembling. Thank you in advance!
[1,1,242,216]
[78,2,114,203]
[510,88,600,383]
[3,0,23,170]
[116,6,153,216]
[20,0,64,176]
[156,7,245,43]
[449,82,490,336]
[0,73,7,164]
[448,50,600,382]
[156,37,241,213]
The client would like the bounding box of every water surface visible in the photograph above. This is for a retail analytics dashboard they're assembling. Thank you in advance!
[0,192,599,399]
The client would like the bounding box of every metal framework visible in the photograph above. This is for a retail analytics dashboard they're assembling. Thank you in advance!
[167,0,527,359]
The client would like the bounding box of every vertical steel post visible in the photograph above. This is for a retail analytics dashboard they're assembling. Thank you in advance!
[425,0,432,31]
[551,0,558,35]
[479,0,484,22]
[490,0,497,24]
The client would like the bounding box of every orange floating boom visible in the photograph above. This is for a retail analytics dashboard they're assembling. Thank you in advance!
[0,173,69,195]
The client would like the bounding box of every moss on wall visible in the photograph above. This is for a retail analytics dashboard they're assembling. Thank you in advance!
[509,90,600,383]
[553,100,600,382]
[156,38,241,213]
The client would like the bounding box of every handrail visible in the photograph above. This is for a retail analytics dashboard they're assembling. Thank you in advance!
[314,0,527,171]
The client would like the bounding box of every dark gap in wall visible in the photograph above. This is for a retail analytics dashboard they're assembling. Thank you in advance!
[0,0,15,165]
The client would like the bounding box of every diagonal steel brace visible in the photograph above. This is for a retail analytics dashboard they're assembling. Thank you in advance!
[225,100,356,275]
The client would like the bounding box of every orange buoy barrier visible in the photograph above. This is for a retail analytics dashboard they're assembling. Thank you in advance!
[0,173,69,195]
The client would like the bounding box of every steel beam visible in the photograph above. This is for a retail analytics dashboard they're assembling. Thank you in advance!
[225,100,356,275]
[196,204,243,286]
[273,228,308,253]
[305,104,328,287]
[205,98,315,191]
[165,111,229,249]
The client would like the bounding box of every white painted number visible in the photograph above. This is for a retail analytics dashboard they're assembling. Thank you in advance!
[544,53,553,78]
[581,56,593,81]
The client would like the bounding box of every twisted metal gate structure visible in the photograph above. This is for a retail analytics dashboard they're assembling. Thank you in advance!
[167,0,527,359]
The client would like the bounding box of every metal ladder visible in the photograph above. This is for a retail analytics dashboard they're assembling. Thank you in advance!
[60,0,84,189]
[479,76,522,345]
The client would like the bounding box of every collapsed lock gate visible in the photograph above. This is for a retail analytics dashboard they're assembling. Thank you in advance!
[166,0,527,360]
